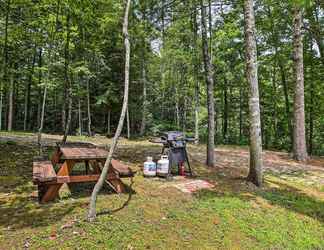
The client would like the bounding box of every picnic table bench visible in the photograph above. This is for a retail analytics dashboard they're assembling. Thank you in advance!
[33,142,134,203]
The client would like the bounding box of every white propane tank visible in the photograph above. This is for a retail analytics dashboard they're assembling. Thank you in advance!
[157,155,169,177]
[143,157,156,177]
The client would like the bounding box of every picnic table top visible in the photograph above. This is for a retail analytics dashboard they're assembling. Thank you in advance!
[59,146,109,160]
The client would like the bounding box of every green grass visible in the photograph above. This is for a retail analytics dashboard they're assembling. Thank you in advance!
[0,136,323,249]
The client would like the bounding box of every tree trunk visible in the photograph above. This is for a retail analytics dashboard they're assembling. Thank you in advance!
[36,48,42,129]
[140,60,147,136]
[271,64,278,146]
[7,74,14,131]
[86,77,92,136]
[239,79,243,142]
[24,47,37,131]
[62,11,72,144]
[38,0,59,153]
[37,86,47,155]
[1,0,10,131]
[292,5,308,161]
[208,0,213,62]
[107,108,111,135]
[78,99,82,136]
[88,0,131,222]
[126,107,130,139]
[192,0,200,143]
[223,76,228,141]
[244,0,263,186]
[200,0,215,167]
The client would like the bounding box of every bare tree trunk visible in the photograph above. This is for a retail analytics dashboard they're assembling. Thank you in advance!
[271,64,278,146]
[140,61,147,136]
[192,0,200,143]
[0,89,2,131]
[200,0,215,167]
[223,76,228,141]
[244,0,263,186]
[36,48,42,129]
[62,11,72,144]
[175,85,180,129]
[88,0,131,222]
[126,107,130,139]
[86,77,92,136]
[239,78,243,142]
[107,108,111,135]
[37,86,47,155]
[24,48,36,131]
[292,5,308,161]
[78,98,82,136]
[1,0,10,131]
[208,0,213,62]
[7,74,13,131]
[38,0,59,152]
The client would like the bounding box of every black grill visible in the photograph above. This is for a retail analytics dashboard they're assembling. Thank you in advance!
[151,131,194,177]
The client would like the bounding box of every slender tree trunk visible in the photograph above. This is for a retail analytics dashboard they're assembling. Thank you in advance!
[36,48,42,129]
[126,107,130,139]
[292,5,308,161]
[175,85,180,129]
[192,0,200,143]
[0,89,2,131]
[78,99,82,136]
[24,48,36,131]
[208,0,213,62]
[244,0,263,186]
[140,60,147,136]
[309,81,314,155]
[62,11,72,143]
[86,77,92,136]
[7,74,14,131]
[38,0,59,152]
[223,76,228,141]
[200,0,215,167]
[308,39,315,155]
[107,108,111,135]
[2,0,10,131]
[88,0,131,222]
[271,65,278,146]
[37,86,47,155]
[239,79,243,142]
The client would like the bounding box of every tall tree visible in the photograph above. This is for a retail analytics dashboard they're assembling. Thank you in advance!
[244,0,263,186]
[1,0,11,131]
[200,0,215,167]
[292,4,308,161]
[88,0,131,222]
[62,10,72,143]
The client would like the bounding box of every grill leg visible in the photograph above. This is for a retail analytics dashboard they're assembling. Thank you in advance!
[167,150,173,180]
[184,148,193,176]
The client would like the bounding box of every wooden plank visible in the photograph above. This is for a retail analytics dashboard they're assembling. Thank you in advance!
[41,184,61,203]
[60,147,108,160]
[40,160,75,202]
[51,149,62,165]
[33,161,57,183]
[56,174,118,183]
[111,159,134,177]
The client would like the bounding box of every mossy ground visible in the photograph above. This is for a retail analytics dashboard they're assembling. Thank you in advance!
[0,132,323,249]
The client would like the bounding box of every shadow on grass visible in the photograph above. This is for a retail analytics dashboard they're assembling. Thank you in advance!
[97,177,135,217]
[0,193,84,229]
[258,180,324,223]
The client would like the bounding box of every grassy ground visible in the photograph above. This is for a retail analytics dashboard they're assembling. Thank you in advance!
[0,132,323,249]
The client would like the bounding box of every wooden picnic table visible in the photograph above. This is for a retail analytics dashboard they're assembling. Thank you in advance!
[33,143,134,203]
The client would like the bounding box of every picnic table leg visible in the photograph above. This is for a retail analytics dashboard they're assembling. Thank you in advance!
[93,160,126,193]
[41,160,75,203]
[85,160,89,174]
